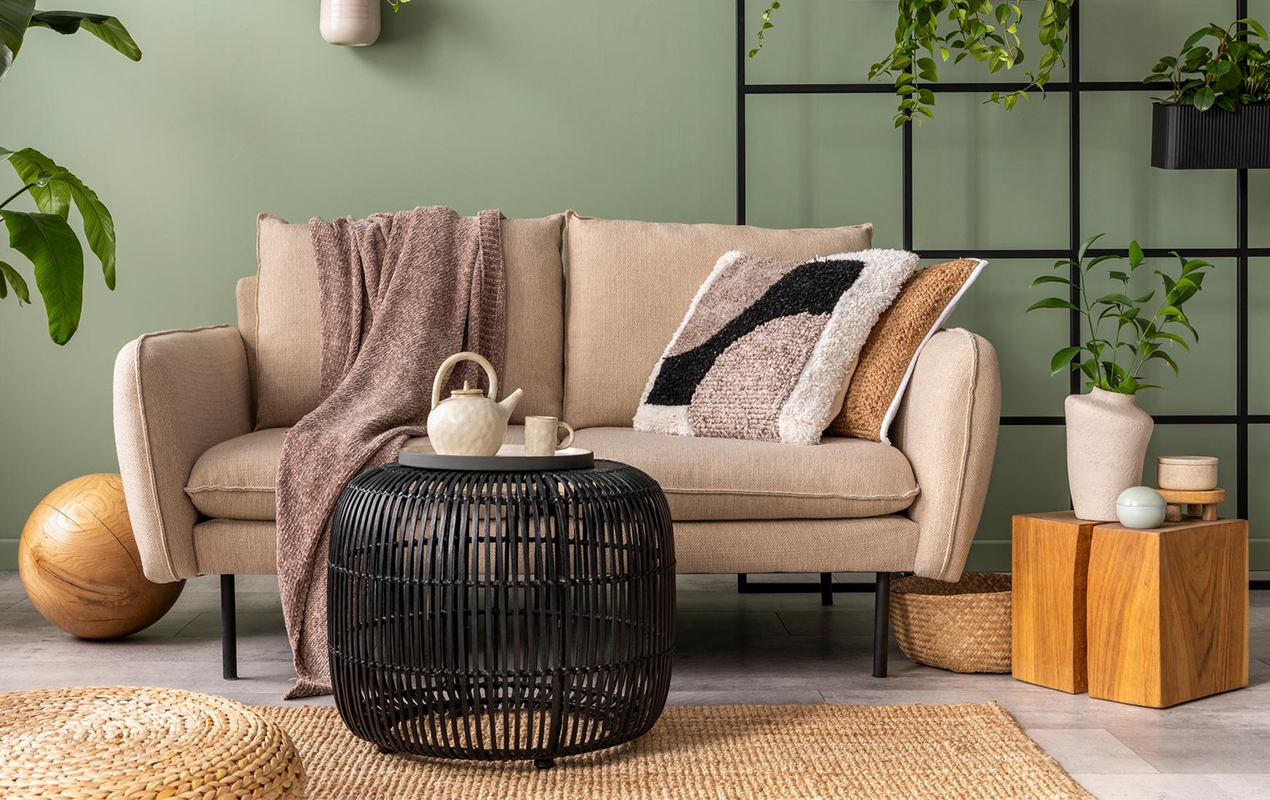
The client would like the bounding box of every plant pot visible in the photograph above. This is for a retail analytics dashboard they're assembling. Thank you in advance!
[320,0,381,46]
[1065,388,1154,521]
[1151,103,1270,169]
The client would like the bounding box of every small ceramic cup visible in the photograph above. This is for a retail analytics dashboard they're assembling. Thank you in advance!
[524,416,575,457]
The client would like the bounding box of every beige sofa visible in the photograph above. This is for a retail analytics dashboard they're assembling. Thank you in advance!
[113,212,1000,679]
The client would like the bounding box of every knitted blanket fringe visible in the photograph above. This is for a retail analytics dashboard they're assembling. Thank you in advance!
[276,206,504,699]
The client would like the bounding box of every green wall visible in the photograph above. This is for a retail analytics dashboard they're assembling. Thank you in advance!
[1,0,1267,571]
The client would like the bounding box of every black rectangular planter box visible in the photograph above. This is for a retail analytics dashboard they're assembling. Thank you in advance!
[1151,103,1270,170]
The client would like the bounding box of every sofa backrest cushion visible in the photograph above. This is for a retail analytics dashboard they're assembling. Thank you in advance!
[562,212,874,428]
[250,213,566,429]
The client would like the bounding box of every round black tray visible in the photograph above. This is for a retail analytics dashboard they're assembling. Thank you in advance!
[397,444,594,471]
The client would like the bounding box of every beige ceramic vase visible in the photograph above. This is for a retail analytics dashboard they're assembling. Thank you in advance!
[1065,387,1154,521]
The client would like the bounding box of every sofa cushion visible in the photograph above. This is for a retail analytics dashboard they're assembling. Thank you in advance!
[828,259,986,445]
[563,213,873,429]
[633,249,917,445]
[186,425,914,523]
[252,213,566,430]
[186,427,526,521]
[573,427,917,520]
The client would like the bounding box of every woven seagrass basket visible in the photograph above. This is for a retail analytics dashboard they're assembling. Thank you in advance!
[889,572,1012,673]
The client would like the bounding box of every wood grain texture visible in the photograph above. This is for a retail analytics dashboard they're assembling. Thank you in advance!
[1156,488,1226,505]
[18,474,184,639]
[1011,512,1096,694]
[1087,519,1248,708]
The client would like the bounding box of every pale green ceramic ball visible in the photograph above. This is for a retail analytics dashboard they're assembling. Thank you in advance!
[1116,486,1167,529]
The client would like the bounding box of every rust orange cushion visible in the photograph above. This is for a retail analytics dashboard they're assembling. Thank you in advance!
[828,258,986,444]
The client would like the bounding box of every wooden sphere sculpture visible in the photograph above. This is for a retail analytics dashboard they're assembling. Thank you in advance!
[19,473,184,639]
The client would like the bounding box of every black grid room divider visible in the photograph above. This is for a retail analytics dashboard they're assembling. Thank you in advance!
[734,0,1267,590]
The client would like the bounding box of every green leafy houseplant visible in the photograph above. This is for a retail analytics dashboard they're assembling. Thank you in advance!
[750,0,1073,125]
[0,0,140,344]
[1145,18,1269,112]
[1026,234,1212,395]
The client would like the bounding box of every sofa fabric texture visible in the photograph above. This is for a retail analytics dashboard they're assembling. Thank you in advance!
[563,213,873,429]
[252,213,566,430]
[829,258,987,444]
[891,328,1001,581]
[633,249,917,444]
[185,425,917,523]
[113,325,253,584]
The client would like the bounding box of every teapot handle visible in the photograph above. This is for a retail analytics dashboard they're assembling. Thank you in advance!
[431,351,500,410]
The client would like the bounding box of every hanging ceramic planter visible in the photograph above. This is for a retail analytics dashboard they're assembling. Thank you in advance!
[1065,388,1154,521]
[320,0,381,46]
[1151,103,1270,169]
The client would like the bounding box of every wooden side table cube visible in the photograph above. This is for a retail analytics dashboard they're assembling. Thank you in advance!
[1087,518,1249,708]
[1011,512,1096,694]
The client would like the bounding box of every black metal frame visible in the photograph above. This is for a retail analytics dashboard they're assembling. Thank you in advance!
[734,0,1268,597]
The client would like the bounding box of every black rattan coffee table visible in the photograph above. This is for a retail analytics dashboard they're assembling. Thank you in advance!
[327,456,676,769]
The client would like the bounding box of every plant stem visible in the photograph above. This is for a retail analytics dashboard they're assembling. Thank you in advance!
[1078,264,1105,389]
[0,182,37,211]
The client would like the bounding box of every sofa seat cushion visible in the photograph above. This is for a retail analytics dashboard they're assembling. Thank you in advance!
[186,427,525,520]
[572,427,918,521]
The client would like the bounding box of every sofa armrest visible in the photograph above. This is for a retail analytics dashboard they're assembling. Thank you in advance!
[113,325,252,583]
[890,328,1001,581]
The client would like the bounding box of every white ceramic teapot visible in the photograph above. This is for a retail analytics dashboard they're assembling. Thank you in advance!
[426,352,523,456]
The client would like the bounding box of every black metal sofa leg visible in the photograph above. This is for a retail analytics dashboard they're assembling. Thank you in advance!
[222,574,238,680]
[820,572,833,606]
[872,571,890,678]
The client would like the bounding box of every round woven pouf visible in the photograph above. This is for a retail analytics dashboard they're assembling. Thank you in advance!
[0,686,305,799]
[328,459,676,769]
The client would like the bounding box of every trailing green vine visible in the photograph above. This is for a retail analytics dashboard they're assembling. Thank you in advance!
[749,0,1074,125]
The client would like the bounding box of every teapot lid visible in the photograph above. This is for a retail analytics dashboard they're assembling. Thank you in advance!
[449,380,486,397]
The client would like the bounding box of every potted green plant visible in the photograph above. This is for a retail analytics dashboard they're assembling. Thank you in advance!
[1146,18,1270,169]
[1027,235,1212,520]
[0,1,139,344]
[749,0,1074,125]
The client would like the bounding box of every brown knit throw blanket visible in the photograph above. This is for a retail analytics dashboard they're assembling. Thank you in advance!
[276,207,504,699]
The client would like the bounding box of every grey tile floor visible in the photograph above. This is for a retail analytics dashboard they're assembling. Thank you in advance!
[2,571,1268,799]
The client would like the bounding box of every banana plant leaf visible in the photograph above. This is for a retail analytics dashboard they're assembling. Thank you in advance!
[0,0,35,81]
[1,209,84,344]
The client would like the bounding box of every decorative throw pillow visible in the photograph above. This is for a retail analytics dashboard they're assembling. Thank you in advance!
[828,258,987,444]
[633,249,919,445]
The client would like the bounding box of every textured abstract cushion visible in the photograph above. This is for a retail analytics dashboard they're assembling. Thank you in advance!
[828,258,986,444]
[633,249,918,445]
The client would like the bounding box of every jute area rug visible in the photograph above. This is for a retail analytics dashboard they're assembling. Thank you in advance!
[259,702,1091,800]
